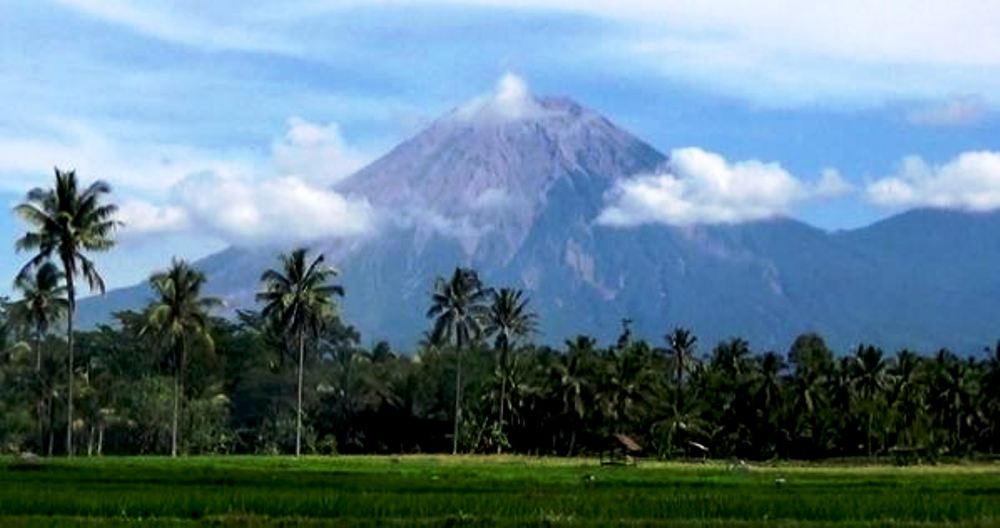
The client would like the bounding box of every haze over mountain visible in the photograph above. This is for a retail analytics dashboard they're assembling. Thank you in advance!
[80,83,1000,355]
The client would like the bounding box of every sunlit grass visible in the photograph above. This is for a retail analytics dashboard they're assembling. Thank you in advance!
[1,456,998,526]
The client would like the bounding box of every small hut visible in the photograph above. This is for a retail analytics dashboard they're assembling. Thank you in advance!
[601,433,642,466]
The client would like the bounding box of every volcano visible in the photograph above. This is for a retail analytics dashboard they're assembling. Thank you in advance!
[81,80,1000,354]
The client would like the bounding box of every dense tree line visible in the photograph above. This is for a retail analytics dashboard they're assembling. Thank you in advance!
[2,170,999,460]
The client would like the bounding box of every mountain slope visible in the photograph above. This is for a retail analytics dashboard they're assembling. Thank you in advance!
[80,91,1000,355]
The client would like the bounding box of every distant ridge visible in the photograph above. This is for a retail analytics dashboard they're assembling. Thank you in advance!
[80,87,1000,355]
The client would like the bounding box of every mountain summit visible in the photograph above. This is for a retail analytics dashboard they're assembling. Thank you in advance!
[337,75,663,259]
[81,80,1000,354]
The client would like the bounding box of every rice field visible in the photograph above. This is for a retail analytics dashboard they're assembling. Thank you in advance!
[1,456,998,526]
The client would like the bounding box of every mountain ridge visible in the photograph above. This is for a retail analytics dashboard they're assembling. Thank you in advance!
[79,91,1000,355]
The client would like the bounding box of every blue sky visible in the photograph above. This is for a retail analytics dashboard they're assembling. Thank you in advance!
[2,0,1000,295]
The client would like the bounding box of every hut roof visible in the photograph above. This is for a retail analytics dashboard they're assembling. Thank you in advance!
[614,433,642,453]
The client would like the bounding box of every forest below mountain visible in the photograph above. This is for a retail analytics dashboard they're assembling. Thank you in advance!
[4,293,1000,459]
[4,163,1000,462]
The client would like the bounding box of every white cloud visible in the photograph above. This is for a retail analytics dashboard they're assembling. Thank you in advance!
[0,119,250,194]
[272,117,368,185]
[52,0,299,54]
[597,147,845,227]
[1,117,376,245]
[173,174,373,245]
[117,200,190,236]
[48,1,1000,107]
[906,96,989,127]
[444,1,1000,66]
[867,152,1000,211]
[432,0,1000,107]
[453,72,544,122]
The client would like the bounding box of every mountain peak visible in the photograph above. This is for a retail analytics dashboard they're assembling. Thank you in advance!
[338,75,664,212]
[451,73,543,123]
[447,73,593,127]
[334,75,665,257]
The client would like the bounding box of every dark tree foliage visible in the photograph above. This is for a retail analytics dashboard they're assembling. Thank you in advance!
[3,255,1000,458]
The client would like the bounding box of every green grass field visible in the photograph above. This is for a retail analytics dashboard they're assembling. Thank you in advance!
[1,456,998,527]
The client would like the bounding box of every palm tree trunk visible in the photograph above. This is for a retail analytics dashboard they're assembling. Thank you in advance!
[65,271,75,458]
[35,329,42,372]
[48,397,55,457]
[296,329,305,458]
[676,353,684,412]
[35,329,44,455]
[171,341,184,458]
[453,346,463,455]
[172,368,179,457]
[955,412,962,452]
[868,410,874,458]
[498,342,508,454]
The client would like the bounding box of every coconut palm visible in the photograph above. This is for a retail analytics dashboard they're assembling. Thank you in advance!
[552,336,597,456]
[888,349,926,448]
[143,259,220,457]
[257,248,342,457]
[14,168,119,456]
[483,288,537,445]
[12,261,69,453]
[852,344,888,457]
[12,262,69,372]
[426,267,490,455]
[746,351,785,456]
[665,327,697,411]
[930,350,978,453]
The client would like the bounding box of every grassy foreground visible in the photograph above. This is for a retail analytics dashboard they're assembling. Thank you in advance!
[1,456,998,527]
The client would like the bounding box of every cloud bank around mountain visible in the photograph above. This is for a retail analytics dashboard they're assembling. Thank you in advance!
[597,147,849,227]
[867,151,1000,212]
[0,117,376,245]
[167,174,373,245]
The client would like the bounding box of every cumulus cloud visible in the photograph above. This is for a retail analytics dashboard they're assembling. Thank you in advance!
[597,147,847,227]
[1,117,375,245]
[906,96,990,127]
[272,117,367,185]
[117,200,190,236]
[866,151,1000,211]
[172,174,373,245]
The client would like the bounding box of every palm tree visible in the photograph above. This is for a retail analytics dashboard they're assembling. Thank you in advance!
[12,262,69,372]
[15,168,119,456]
[984,343,1000,453]
[852,344,888,457]
[257,248,342,457]
[426,267,490,455]
[930,350,977,453]
[143,259,220,457]
[483,288,537,446]
[665,327,697,411]
[888,349,926,448]
[753,351,786,455]
[553,336,597,456]
[12,261,69,454]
